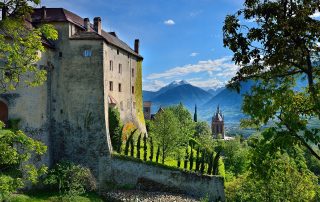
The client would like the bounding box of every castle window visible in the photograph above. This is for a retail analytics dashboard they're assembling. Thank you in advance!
[132,86,135,94]
[83,50,92,57]
[118,64,122,74]
[110,60,113,71]
[109,81,113,91]
[117,49,120,55]
[0,101,8,124]
[118,83,122,92]
[132,68,134,77]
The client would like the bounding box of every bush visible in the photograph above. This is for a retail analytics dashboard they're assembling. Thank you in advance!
[108,107,123,153]
[44,162,96,197]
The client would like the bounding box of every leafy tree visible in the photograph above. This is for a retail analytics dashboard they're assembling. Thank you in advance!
[223,137,250,176]
[151,109,180,164]
[109,107,123,153]
[0,1,58,92]
[168,103,195,146]
[0,122,47,200]
[193,121,211,138]
[223,0,320,159]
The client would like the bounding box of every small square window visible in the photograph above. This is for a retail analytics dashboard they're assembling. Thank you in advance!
[83,50,92,57]
[109,81,113,91]
[118,83,122,92]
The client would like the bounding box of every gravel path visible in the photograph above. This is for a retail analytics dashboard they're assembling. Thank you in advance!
[102,190,201,202]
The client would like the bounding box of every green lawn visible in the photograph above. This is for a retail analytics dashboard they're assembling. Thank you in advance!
[7,191,104,202]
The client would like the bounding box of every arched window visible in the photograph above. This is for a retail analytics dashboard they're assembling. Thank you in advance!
[0,101,8,123]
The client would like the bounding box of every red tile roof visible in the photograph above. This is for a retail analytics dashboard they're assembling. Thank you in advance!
[31,8,142,59]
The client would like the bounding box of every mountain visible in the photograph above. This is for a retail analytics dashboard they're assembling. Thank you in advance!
[143,80,212,113]
[207,87,225,97]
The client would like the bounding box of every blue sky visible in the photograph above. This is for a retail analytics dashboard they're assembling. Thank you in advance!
[41,0,244,91]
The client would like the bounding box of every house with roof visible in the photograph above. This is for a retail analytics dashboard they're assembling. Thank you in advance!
[0,7,145,184]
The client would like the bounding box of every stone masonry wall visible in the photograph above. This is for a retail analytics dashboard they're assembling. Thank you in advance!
[104,156,226,201]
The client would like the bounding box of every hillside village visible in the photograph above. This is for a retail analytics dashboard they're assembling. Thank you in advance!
[1,1,320,202]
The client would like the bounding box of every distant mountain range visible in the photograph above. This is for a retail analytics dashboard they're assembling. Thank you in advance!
[143,80,255,136]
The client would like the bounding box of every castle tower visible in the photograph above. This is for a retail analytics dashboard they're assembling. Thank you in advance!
[211,105,225,139]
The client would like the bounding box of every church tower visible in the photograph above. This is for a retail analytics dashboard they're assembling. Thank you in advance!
[211,105,225,139]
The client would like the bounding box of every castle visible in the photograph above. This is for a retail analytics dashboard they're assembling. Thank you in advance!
[211,106,225,139]
[0,7,145,184]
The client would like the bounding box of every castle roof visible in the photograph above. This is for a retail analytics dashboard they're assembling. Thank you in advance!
[31,8,143,60]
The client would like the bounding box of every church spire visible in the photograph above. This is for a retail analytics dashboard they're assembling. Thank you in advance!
[194,104,198,122]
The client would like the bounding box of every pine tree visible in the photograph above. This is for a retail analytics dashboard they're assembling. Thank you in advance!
[156,146,160,163]
[143,134,147,161]
[149,137,154,162]
[136,134,141,159]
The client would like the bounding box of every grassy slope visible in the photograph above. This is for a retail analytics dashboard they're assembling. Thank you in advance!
[7,192,103,202]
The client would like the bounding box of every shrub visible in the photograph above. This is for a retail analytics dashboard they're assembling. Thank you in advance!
[44,162,96,197]
[108,107,123,153]
[130,138,134,157]
[136,134,141,159]
[0,122,47,200]
[149,137,154,162]
[143,134,147,161]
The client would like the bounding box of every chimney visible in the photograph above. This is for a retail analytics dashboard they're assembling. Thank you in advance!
[84,18,90,31]
[93,17,101,35]
[134,39,140,54]
[41,6,46,21]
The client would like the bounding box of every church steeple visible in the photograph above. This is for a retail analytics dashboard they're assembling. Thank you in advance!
[194,104,198,122]
[211,105,225,139]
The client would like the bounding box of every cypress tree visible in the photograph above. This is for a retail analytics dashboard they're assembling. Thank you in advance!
[177,156,181,168]
[143,134,147,161]
[130,138,134,157]
[184,147,189,170]
[195,147,200,171]
[156,146,160,163]
[149,137,154,162]
[200,149,206,174]
[124,129,136,156]
[189,148,194,171]
[136,134,141,159]
[207,152,214,175]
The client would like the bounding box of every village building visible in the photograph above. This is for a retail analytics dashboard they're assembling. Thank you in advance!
[211,106,225,139]
[0,7,146,184]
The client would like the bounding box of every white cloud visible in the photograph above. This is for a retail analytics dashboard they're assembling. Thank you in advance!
[142,80,167,91]
[310,11,320,18]
[190,52,199,57]
[146,56,238,80]
[164,19,175,25]
[188,78,226,89]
